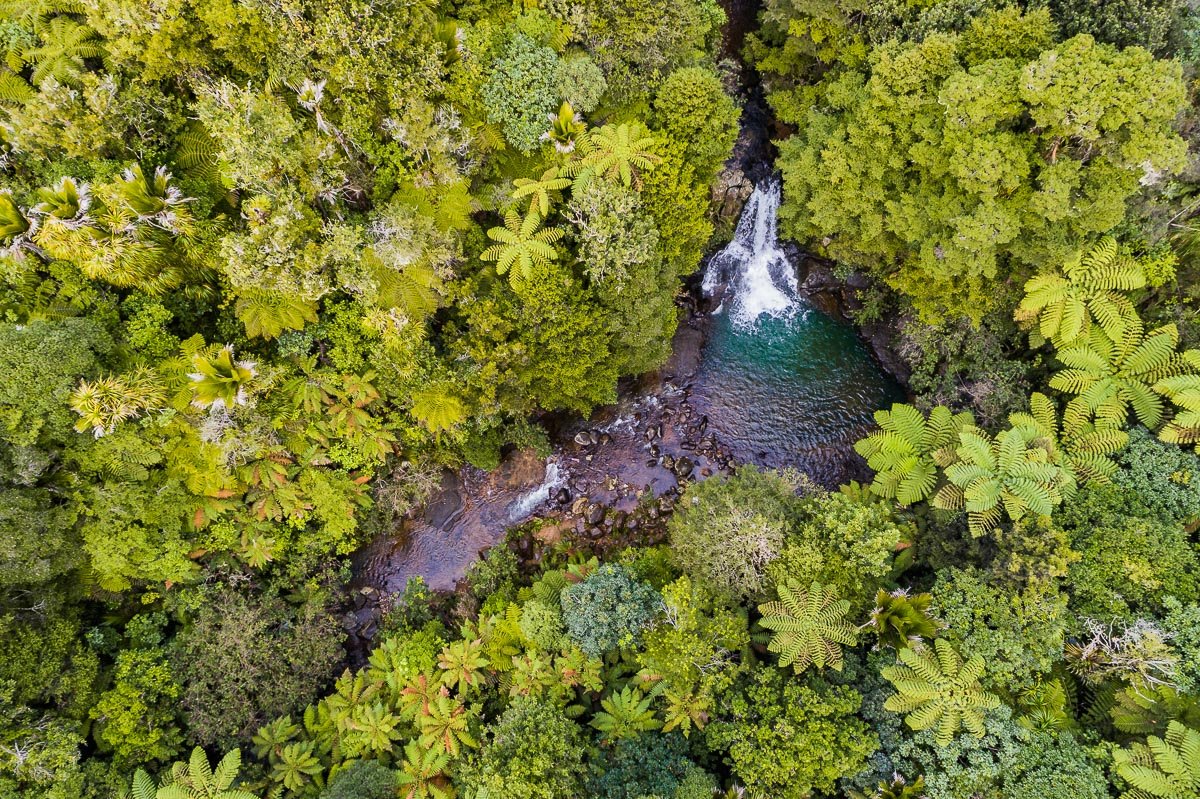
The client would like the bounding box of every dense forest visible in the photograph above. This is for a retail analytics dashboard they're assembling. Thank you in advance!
[2,0,1200,798]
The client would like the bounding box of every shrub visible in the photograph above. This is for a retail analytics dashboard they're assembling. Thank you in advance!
[560,564,661,657]
[706,669,877,799]
[1111,427,1200,523]
[321,760,397,799]
[1067,517,1200,620]
[518,599,566,652]
[652,66,739,183]
[482,33,560,154]
[766,490,910,612]
[587,733,710,799]
[173,586,344,749]
[669,466,803,600]
[932,567,1069,693]
[459,698,585,799]
[555,53,606,113]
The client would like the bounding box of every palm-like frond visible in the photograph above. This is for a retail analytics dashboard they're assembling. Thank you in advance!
[480,207,564,291]
[867,588,939,650]
[1050,321,1192,433]
[541,101,586,153]
[188,345,256,410]
[512,168,571,217]
[758,580,857,673]
[854,403,975,505]
[70,367,166,437]
[566,122,661,189]
[1111,721,1200,799]
[1015,236,1145,348]
[882,638,1001,746]
[0,189,35,254]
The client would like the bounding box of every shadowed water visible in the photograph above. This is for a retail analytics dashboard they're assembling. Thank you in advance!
[693,181,903,481]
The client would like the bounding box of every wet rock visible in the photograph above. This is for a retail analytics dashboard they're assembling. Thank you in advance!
[574,431,592,446]
[674,457,694,479]
[661,454,676,471]
[571,496,589,516]
[359,618,378,640]
[535,521,565,545]
[423,469,463,528]
[589,430,599,445]
[599,432,611,445]
[711,167,754,224]
[497,448,546,489]
[555,487,571,505]
[661,324,706,383]
[585,503,605,525]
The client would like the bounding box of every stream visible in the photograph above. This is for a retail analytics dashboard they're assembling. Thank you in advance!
[351,178,903,611]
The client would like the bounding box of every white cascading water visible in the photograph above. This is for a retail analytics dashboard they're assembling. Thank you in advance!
[702,179,799,329]
[507,460,567,521]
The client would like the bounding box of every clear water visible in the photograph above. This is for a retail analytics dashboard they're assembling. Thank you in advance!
[693,181,904,482]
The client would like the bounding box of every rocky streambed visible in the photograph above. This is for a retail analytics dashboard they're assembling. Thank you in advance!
[352,310,733,598]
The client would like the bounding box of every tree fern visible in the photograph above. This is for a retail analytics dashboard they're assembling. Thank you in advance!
[369,252,441,320]
[1015,236,1145,348]
[0,70,33,104]
[20,15,103,87]
[480,207,564,291]
[512,167,571,217]
[1153,351,1200,449]
[0,0,87,28]
[854,403,975,505]
[1111,678,1200,737]
[590,685,662,741]
[235,290,317,339]
[396,740,455,799]
[1050,319,1193,432]
[566,122,660,189]
[410,386,466,435]
[1111,721,1200,799]
[132,747,258,799]
[173,123,222,183]
[932,424,1073,536]
[882,638,1001,746]
[757,580,857,673]
[1008,391,1127,484]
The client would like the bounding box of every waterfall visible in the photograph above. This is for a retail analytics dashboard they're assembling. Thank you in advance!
[702,180,800,329]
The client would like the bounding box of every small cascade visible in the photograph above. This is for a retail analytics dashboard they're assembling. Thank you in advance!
[507,460,567,521]
[702,179,800,328]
